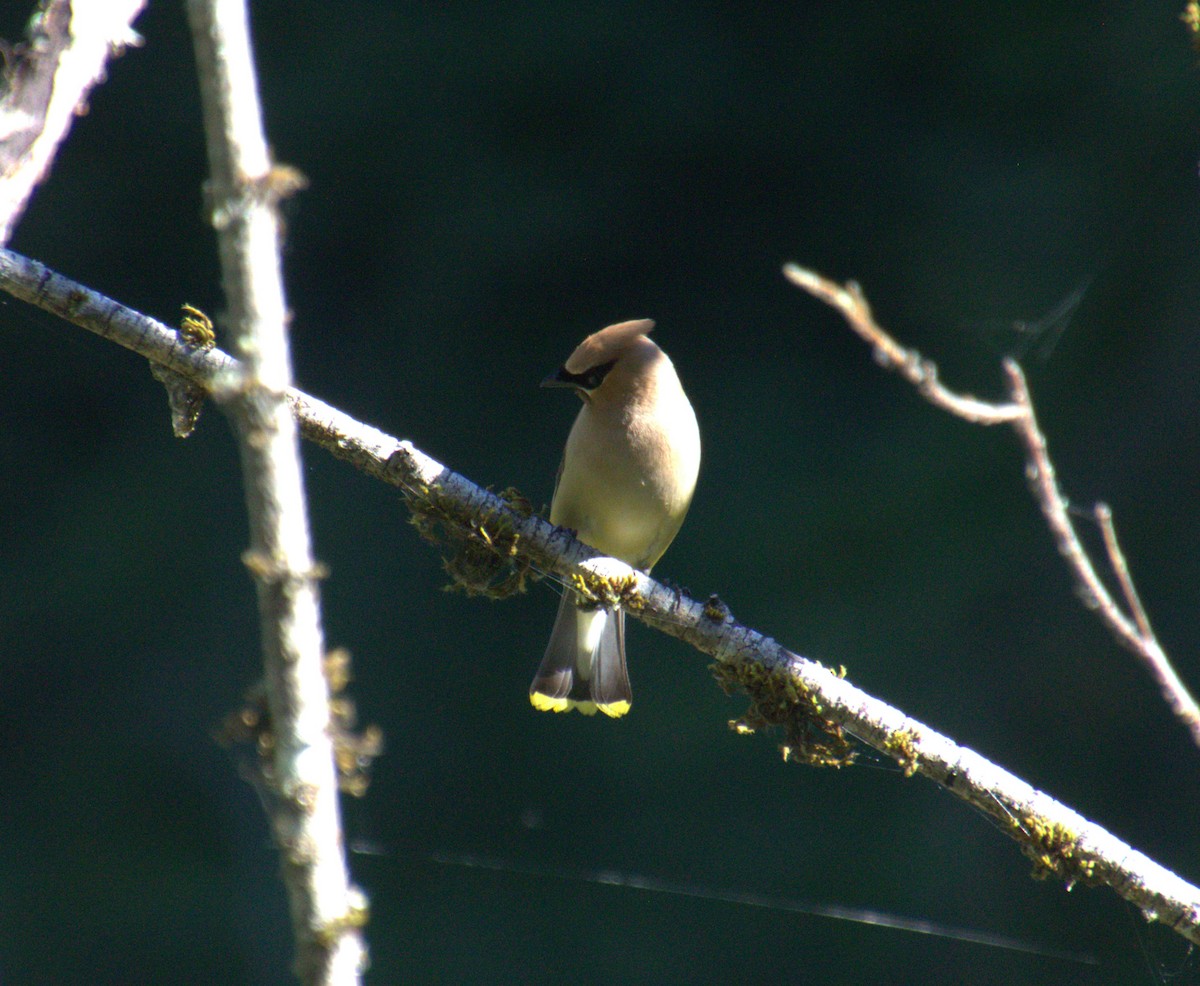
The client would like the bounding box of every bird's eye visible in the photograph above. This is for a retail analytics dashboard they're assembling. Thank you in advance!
[577,359,616,390]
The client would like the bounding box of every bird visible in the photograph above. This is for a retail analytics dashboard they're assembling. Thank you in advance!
[530,319,700,717]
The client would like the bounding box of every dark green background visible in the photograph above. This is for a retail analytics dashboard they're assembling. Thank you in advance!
[3,2,1199,983]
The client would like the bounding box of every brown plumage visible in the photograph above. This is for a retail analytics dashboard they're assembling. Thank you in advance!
[530,319,701,717]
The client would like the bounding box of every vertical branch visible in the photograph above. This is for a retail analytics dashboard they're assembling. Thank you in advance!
[186,2,364,983]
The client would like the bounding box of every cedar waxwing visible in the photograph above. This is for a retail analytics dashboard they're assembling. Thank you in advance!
[530,319,701,717]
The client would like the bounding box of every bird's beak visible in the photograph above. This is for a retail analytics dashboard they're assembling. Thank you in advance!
[541,367,574,389]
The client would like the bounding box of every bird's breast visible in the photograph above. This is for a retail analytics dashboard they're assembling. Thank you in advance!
[551,395,699,569]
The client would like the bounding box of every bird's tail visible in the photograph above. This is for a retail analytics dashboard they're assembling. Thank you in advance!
[529,594,631,717]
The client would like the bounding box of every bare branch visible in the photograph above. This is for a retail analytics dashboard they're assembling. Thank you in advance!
[0,0,145,244]
[1096,501,1154,640]
[1006,362,1200,744]
[787,262,1200,750]
[186,1,362,983]
[4,246,1200,947]
[782,262,1022,424]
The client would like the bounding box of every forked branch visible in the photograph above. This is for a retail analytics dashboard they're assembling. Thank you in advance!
[783,262,1200,749]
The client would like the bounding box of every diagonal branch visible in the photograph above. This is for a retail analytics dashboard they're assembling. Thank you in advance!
[781,263,1023,425]
[1003,360,1200,745]
[3,246,1200,946]
[784,262,1200,750]
[0,0,146,244]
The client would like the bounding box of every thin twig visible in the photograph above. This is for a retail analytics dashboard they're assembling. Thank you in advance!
[186,2,363,983]
[786,262,1200,750]
[782,263,1023,425]
[1096,501,1154,640]
[4,247,1200,946]
[1002,360,1119,618]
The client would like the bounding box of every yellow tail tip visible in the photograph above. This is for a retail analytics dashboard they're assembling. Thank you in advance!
[529,693,631,718]
[597,700,631,718]
[530,692,572,713]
